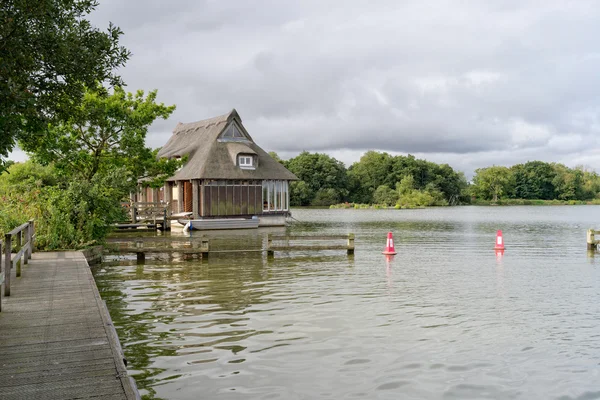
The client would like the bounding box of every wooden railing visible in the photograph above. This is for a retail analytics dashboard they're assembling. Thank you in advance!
[266,234,355,257]
[123,201,170,227]
[1,220,35,311]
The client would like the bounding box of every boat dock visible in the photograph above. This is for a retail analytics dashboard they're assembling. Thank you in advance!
[0,251,139,400]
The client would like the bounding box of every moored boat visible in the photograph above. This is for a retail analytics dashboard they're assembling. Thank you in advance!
[179,217,259,231]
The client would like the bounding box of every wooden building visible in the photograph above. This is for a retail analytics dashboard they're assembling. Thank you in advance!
[150,109,297,226]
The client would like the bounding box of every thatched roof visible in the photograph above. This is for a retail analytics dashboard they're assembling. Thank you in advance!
[158,109,298,181]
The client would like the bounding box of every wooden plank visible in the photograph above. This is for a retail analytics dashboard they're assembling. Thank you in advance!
[269,245,350,251]
[116,248,208,254]
[6,222,30,236]
[107,236,207,243]
[0,251,139,399]
[12,246,25,267]
[269,234,350,240]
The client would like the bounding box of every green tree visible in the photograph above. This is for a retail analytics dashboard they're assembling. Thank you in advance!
[512,161,556,200]
[373,185,399,206]
[551,163,583,200]
[286,151,348,206]
[471,166,514,202]
[289,181,313,206]
[347,151,394,203]
[1,0,130,170]
[27,86,177,184]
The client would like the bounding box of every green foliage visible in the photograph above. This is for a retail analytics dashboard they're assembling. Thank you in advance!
[0,161,131,249]
[285,151,348,206]
[37,168,130,249]
[373,185,399,206]
[289,181,313,206]
[348,152,467,204]
[512,161,556,200]
[347,151,394,203]
[395,175,448,208]
[312,188,341,206]
[25,85,177,185]
[1,0,130,170]
[470,162,600,203]
[471,166,514,202]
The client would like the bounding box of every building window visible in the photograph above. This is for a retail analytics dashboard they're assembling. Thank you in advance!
[262,180,289,212]
[239,155,254,169]
[219,122,248,141]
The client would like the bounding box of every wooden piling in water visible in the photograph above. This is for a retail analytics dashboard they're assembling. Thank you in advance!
[587,229,599,250]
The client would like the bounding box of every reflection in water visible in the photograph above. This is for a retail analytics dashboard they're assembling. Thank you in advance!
[93,206,600,399]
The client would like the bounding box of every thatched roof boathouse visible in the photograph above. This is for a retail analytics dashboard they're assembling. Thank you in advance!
[152,109,297,227]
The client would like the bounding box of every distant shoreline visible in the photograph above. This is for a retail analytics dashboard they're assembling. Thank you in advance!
[327,199,600,209]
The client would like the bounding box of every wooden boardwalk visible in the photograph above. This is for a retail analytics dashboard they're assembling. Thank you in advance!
[0,252,139,400]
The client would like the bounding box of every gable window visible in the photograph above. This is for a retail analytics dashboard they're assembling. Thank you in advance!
[238,155,255,169]
[220,122,248,141]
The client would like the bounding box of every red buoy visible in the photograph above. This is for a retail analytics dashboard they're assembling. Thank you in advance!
[382,232,397,255]
[494,230,505,250]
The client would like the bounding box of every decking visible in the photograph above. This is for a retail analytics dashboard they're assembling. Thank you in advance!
[0,251,139,400]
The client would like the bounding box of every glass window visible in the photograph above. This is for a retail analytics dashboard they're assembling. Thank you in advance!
[220,122,247,140]
[239,155,253,167]
[263,181,269,211]
[283,181,288,210]
[269,181,275,211]
[275,181,282,210]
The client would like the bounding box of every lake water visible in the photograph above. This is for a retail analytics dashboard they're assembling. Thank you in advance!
[93,206,600,400]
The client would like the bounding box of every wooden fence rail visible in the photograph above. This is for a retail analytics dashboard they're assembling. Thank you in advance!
[121,201,170,230]
[1,219,35,311]
[267,233,355,257]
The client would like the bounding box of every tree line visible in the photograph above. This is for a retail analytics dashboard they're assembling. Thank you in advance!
[275,151,600,207]
[470,162,600,203]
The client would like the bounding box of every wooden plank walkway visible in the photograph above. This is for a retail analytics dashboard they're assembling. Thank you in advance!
[0,252,139,400]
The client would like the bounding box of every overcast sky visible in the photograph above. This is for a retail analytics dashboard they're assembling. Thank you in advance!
[13,0,600,176]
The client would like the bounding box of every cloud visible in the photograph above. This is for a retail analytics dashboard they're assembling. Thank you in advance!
[52,0,600,177]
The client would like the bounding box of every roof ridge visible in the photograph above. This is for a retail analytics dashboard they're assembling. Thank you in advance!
[174,109,239,133]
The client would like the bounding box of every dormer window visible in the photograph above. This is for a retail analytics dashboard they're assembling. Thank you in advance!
[238,154,255,169]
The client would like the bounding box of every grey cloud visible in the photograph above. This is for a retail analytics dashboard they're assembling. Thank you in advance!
[84,0,600,176]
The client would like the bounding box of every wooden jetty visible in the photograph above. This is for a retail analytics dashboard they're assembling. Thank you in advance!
[107,233,356,261]
[116,201,171,231]
[0,224,139,399]
[266,234,355,257]
[108,236,210,262]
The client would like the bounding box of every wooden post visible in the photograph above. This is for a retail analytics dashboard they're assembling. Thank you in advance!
[29,219,35,255]
[135,240,144,263]
[24,223,30,264]
[132,203,138,223]
[0,241,3,311]
[201,237,209,258]
[130,192,137,222]
[347,233,355,255]
[4,234,11,296]
[177,181,184,213]
[267,234,274,257]
[192,180,199,219]
[588,229,596,250]
[15,229,22,276]
[164,182,172,230]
